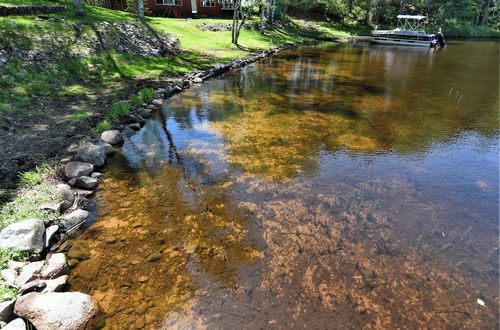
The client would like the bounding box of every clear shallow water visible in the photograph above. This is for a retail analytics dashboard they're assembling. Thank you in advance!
[69,40,499,329]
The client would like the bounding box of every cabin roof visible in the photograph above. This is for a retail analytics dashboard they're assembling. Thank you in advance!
[397,15,427,20]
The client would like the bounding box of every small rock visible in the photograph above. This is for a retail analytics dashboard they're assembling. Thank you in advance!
[74,143,105,167]
[103,237,116,245]
[90,172,104,179]
[42,275,68,293]
[92,140,114,155]
[39,202,63,214]
[67,178,77,186]
[55,184,74,210]
[65,162,94,179]
[14,292,100,330]
[62,209,89,231]
[67,241,90,260]
[151,99,163,106]
[0,219,45,252]
[75,176,98,190]
[68,259,79,268]
[128,123,140,131]
[122,126,136,138]
[44,225,59,248]
[0,299,15,323]
[1,269,17,284]
[40,253,67,279]
[146,252,161,262]
[137,276,149,283]
[101,130,123,145]
[60,154,73,164]
[21,280,47,294]
[192,77,203,83]
[15,261,45,286]
[7,261,25,272]
[2,318,25,330]
[138,108,152,118]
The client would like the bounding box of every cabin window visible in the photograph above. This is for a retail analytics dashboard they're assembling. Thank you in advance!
[201,0,216,6]
[156,0,182,5]
[221,0,235,10]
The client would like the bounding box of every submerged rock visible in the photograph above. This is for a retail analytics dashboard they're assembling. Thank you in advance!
[101,130,123,145]
[14,292,100,330]
[65,162,94,179]
[67,241,90,260]
[74,143,105,167]
[0,219,45,252]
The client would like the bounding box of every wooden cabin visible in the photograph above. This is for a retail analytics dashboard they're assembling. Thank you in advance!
[110,0,236,18]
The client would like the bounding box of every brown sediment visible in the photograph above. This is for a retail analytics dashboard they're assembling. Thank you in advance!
[68,155,261,328]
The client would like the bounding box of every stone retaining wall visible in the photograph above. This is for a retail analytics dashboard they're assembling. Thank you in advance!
[0,5,67,17]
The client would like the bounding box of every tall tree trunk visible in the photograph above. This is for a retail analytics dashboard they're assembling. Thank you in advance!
[475,1,484,25]
[282,4,287,26]
[231,1,239,44]
[375,0,384,25]
[480,0,492,25]
[348,0,353,13]
[259,1,265,33]
[269,0,276,24]
[137,0,144,20]
[73,0,84,16]
[365,0,373,25]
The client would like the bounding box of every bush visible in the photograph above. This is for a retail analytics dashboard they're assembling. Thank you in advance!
[106,102,130,121]
[139,88,155,103]
[130,95,142,107]
[91,119,111,134]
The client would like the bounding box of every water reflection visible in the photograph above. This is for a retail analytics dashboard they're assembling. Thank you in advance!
[70,41,498,328]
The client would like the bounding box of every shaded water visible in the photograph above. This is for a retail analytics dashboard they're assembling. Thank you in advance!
[69,41,499,329]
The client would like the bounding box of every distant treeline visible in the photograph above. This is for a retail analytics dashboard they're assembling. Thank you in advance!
[285,0,498,33]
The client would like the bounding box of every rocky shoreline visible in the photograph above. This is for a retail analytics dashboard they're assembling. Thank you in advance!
[0,38,333,329]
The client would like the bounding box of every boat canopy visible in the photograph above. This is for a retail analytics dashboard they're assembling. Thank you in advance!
[396,15,428,31]
[397,15,427,20]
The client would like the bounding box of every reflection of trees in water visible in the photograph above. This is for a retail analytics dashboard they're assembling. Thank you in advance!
[160,43,498,181]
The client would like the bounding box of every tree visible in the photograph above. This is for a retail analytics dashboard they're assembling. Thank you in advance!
[231,0,247,45]
[259,0,266,33]
[480,0,493,25]
[137,0,144,20]
[74,0,84,16]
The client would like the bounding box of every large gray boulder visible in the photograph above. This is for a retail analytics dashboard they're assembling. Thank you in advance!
[65,162,93,179]
[62,210,89,231]
[14,292,100,330]
[0,219,45,252]
[2,318,25,330]
[100,130,123,145]
[74,143,105,167]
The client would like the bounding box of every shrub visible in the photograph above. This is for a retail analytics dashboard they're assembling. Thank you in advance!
[106,102,130,121]
[130,95,142,107]
[91,119,111,134]
[139,88,155,103]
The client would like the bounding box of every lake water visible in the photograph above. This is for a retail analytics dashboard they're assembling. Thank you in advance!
[69,40,499,329]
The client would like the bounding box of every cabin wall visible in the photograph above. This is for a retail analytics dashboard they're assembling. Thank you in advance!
[145,0,233,17]
[146,0,191,16]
